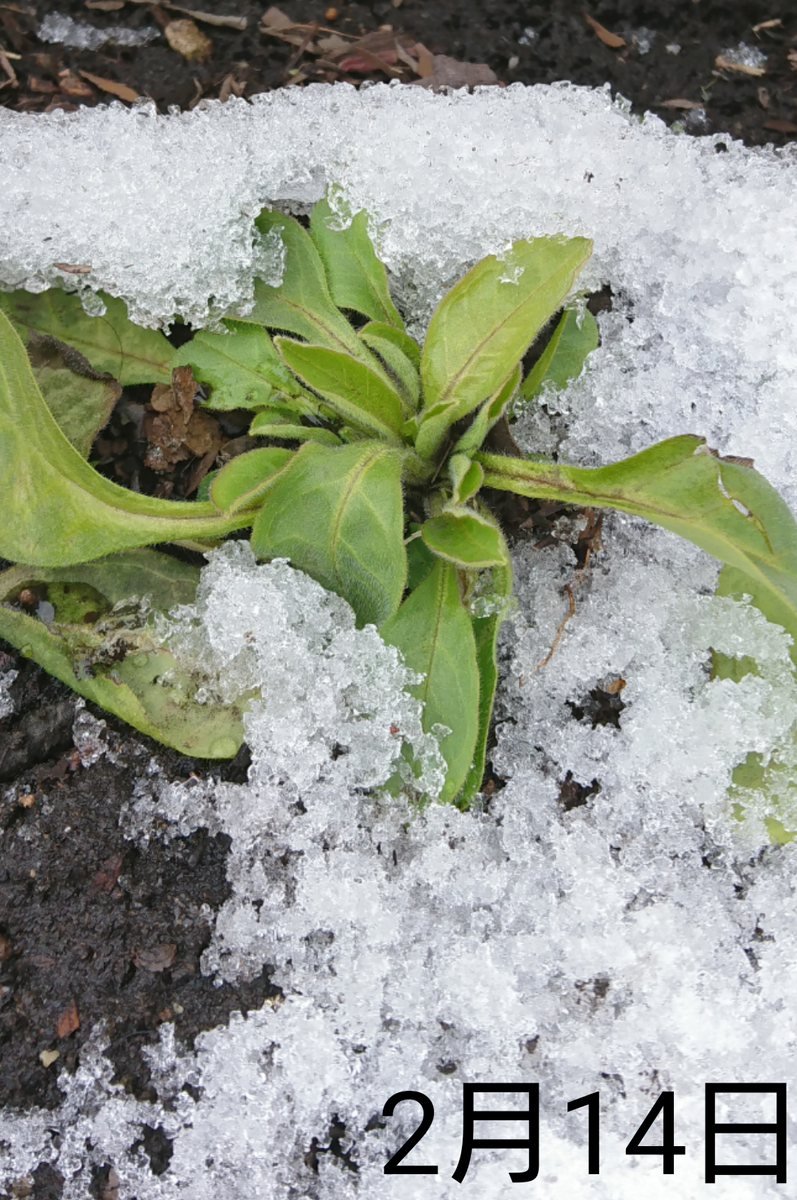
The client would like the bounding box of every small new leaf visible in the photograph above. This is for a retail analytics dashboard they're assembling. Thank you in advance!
[422,509,507,569]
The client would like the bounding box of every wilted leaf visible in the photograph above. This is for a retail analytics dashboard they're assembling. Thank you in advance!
[55,1001,79,1039]
[0,554,250,758]
[143,366,223,473]
[134,943,176,972]
[411,54,499,90]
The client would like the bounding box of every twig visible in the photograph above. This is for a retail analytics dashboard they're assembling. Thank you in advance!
[536,584,575,670]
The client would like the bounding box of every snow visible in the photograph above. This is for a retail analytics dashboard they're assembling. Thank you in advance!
[2,82,797,1197]
[37,13,161,51]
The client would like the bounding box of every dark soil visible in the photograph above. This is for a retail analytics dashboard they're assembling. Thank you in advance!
[1,0,792,1146]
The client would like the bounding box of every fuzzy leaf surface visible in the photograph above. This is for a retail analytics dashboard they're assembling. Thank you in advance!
[479,436,797,636]
[452,365,521,458]
[519,306,599,401]
[0,311,247,566]
[210,447,295,515]
[249,413,342,446]
[171,320,301,411]
[250,440,406,627]
[0,288,172,384]
[380,558,479,804]
[310,197,405,329]
[358,324,420,411]
[274,338,405,442]
[246,210,376,367]
[422,509,507,569]
[417,236,592,459]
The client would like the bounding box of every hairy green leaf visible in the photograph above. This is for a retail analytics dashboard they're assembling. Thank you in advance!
[274,338,406,443]
[358,320,421,370]
[478,436,797,636]
[249,412,342,446]
[416,237,592,460]
[422,509,507,569]
[448,454,484,505]
[0,310,248,566]
[519,306,599,401]
[0,554,248,758]
[358,323,420,410]
[210,447,295,516]
[172,319,305,412]
[0,288,172,384]
[380,558,480,804]
[310,197,405,329]
[246,210,376,364]
[251,440,407,627]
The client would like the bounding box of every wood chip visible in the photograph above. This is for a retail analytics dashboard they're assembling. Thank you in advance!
[28,75,57,93]
[53,262,92,274]
[79,70,139,101]
[55,1000,80,1039]
[751,18,781,33]
[134,943,176,972]
[324,6,337,19]
[165,18,212,59]
[659,98,704,110]
[39,1049,60,1068]
[764,118,797,133]
[0,48,17,89]
[17,793,35,808]
[788,49,797,70]
[58,69,96,97]
[85,0,124,9]
[167,5,246,30]
[414,40,434,78]
[218,71,246,101]
[714,54,766,77]
[261,5,293,30]
[583,11,626,49]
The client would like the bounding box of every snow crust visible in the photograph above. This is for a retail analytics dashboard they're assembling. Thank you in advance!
[2,83,797,1197]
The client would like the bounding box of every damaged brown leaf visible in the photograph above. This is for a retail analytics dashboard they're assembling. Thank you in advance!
[144,365,223,473]
[55,1000,79,1039]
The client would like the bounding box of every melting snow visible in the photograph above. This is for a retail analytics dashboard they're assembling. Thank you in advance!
[2,83,797,1197]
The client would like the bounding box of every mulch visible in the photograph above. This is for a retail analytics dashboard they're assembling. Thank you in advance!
[0,0,793,1171]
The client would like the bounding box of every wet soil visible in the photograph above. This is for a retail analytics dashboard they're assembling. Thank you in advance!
[1,0,793,1149]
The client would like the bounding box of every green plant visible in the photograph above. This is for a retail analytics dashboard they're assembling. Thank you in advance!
[2,197,797,806]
